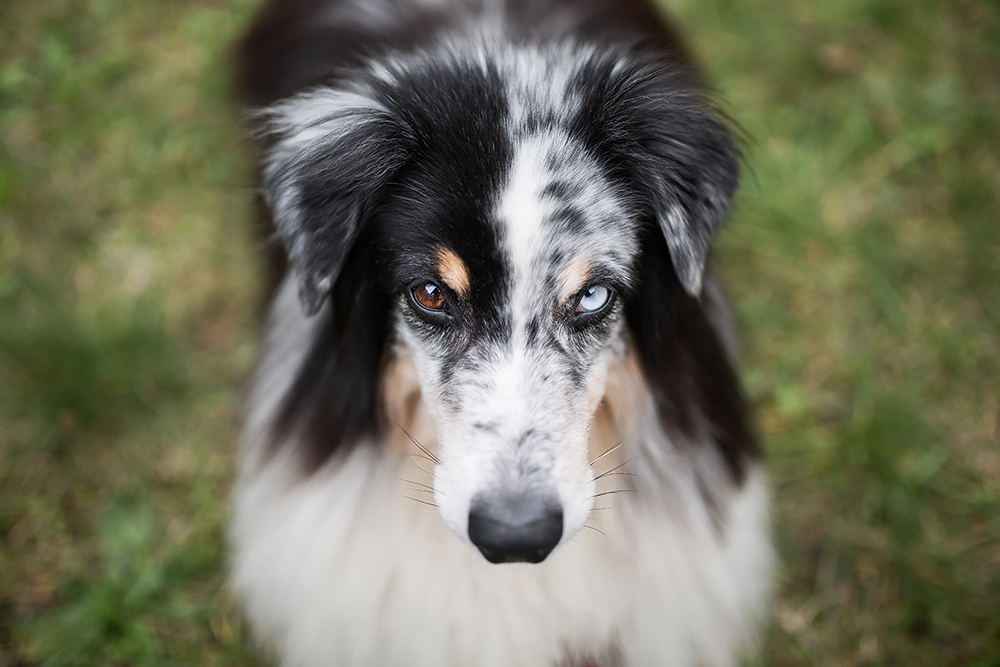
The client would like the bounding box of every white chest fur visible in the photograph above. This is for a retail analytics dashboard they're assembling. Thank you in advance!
[231,447,772,667]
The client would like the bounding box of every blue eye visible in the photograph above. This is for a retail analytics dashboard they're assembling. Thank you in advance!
[575,283,612,314]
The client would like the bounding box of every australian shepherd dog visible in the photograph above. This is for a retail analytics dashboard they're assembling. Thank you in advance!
[230,0,773,665]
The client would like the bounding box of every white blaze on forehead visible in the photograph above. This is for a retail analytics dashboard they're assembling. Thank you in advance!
[500,134,552,287]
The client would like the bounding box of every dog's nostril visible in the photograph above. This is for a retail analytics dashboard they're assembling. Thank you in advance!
[468,496,563,564]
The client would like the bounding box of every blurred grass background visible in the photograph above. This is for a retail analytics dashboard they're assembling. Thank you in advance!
[0,0,997,664]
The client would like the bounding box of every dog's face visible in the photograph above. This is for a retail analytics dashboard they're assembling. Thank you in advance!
[259,43,740,563]
[388,130,641,562]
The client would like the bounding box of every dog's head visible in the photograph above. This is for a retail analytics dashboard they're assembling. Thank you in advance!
[258,43,741,563]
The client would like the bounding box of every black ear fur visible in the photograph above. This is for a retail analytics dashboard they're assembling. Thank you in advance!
[578,55,740,295]
[270,227,393,471]
[609,61,751,480]
[571,53,754,483]
[624,222,759,485]
[259,90,413,314]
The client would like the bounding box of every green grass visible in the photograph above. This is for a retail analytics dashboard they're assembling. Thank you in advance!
[1,0,998,665]
[0,0,263,663]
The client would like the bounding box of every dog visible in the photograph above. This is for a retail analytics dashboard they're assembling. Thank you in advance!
[230,0,773,665]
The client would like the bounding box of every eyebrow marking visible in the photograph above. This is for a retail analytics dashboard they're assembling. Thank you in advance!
[561,255,592,302]
[436,248,471,297]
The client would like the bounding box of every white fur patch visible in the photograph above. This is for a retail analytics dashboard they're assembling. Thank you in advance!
[232,439,772,667]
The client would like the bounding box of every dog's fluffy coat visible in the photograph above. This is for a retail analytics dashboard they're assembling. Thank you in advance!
[231,0,773,665]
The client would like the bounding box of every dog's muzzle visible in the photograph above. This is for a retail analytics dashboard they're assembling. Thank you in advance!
[468,494,563,564]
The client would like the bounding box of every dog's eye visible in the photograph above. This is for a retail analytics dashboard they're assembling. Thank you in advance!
[411,281,447,312]
[575,283,613,314]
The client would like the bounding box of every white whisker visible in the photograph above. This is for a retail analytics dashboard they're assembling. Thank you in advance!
[589,440,625,468]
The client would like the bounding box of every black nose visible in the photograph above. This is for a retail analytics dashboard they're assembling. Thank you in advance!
[468,496,563,564]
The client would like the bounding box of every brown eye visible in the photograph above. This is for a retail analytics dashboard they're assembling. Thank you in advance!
[411,281,447,312]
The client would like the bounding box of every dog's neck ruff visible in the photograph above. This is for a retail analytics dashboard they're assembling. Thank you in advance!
[234,278,772,666]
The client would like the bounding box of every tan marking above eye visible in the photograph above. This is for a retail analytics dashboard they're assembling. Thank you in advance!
[435,248,471,297]
[561,255,592,302]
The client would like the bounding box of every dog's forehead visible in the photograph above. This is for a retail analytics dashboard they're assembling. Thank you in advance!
[496,130,639,299]
[381,45,641,309]
[426,130,638,315]
[496,48,640,299]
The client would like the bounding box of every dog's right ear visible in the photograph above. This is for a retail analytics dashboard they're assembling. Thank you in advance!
[257,88,412,315]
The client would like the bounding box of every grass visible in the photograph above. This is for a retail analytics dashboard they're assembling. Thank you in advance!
[1,0,998,665]
[0,0,264,663]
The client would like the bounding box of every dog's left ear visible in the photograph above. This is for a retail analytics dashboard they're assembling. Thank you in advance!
[256,88,412,315]
[597,63,740,295]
